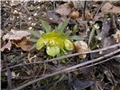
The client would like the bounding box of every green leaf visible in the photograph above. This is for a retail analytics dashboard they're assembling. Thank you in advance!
[64,31,72,36]
[58,18,70,33]
[46,46,60,57]
[64,39,73,50]
[28,30,41,38]
[61,59,66,63]
[73,25,78,31]
[28,38,38,42]
[41,20,51,33]
[36,38,47,50]
[70,36,84,40]
[96,33,103,40]
[88,28,96,45]
[58,23,63,32]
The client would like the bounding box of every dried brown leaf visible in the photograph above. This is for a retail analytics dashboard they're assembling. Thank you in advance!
[55,3,73,16]
[73,41,89,59]
[101,2,120,14]
[69,11,80,19]
[12,37,32,51]
[2,29,31,41]
[113,29,120,42]
[0,40,12,51]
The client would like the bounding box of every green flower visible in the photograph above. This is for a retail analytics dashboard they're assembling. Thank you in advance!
[36,31,73,57]
[29,18,84,57]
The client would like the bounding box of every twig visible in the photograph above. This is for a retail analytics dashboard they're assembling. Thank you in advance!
[93,1,106,18]
[80,54,120,71]
[13,49,120,90]
[83,1,87,20]
[4,55,12,90]
[2,43,120,72]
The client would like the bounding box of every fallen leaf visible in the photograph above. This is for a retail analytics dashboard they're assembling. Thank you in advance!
[69,11,80,19]
[2,30,32,51]
[113,29,120,42]
[0,40,12,51]
[85,12,93,20]
[73,41,89,59]
[101,2,120,14]
[2,29,31,41]
[55,3,73,16]
[72,80,94,90]
[12,37,32,51]
[96,20,110,40]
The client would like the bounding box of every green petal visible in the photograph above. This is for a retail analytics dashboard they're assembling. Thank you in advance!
[46,46,60,57]
[64,39,73,50]
[55,38,64,49]
[36,38,46,50]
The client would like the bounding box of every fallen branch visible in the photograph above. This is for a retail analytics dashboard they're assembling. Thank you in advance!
[13,49,120,90]
[2,43,120,72]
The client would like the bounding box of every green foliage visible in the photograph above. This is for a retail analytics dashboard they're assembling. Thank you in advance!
[57,18,70,33]
[88,23,100,45]
[41,20,52,33]
[28,30,41,38]
[70,35,84,41]
[29,18,84,57]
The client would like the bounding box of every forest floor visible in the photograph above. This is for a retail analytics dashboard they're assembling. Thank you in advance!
[1,1,120,90]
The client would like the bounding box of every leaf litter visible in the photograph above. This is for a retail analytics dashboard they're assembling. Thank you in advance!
[1,1,120,90]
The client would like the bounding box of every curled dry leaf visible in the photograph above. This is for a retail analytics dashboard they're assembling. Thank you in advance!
[0,40,12,51]
[2,29,31,41]
[69,11,80,19]
[55,3,73,16]
[113,29,120,42]
[2,30,32,51]
[12,37,32,51]
[101,2,120,14]
[74,41,89,59]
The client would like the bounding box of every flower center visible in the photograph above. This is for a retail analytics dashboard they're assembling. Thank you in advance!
[49,40,55,45]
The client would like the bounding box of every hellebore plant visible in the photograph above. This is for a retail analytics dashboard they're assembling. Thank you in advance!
[29,18,84,57]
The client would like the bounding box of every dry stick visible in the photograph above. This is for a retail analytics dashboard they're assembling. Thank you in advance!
[80,54,120,71]
[3,54,120,80]
[13,49,120,90]
[93,1,106,18]
[2,43,120,72]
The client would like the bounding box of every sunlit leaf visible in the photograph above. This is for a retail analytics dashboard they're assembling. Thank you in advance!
[28,30,41,38]
[36,38,47,50]
[46,46,60,57]
[41,20,51,33]
[64,39,73,50]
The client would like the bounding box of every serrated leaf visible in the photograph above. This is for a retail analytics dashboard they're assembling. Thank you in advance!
[28,38,38,42]
[41,20,51,33]
[58,18,70,33]
[70,36,84,40]
[28,30,41,38]
[46,46,60,57]
[36,38,47,50]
